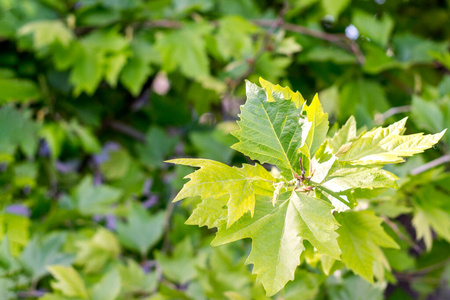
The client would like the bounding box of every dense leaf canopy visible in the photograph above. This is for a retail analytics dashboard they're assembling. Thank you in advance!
[0,0,449,299]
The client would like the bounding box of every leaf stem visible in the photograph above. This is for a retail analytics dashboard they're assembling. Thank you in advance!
[315,185,352,208]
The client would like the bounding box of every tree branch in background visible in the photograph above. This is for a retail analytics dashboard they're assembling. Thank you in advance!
[254,20,365,64]
[410,154,450,175]
[227,2,290,89]
[375,105,411,124]
[104,120,146,142]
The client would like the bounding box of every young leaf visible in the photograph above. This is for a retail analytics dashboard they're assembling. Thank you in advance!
[212,191,339,296]
[167,158,275,226]
[301,94,329,158]
[231,81,305,178]
[329,116,357,153]
[47,265,88,299]
[335,211,399,283]
[339,118,445,165]
[259,77,305,108]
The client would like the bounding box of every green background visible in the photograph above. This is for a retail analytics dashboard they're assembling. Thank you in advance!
[0,0,449,299]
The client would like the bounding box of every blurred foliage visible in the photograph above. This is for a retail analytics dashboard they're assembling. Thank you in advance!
[0,0,449,299]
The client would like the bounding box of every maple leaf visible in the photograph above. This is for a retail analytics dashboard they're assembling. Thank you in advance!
[231,81,305,179]
[168,78,445,296]
[335,211,399,283]
[212,191,339,296]
[339,118,446,165]
[166,158,276,226]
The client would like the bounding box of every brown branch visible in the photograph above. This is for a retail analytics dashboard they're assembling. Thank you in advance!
[410,154,450,175]
[227,2,290,88]
[253,20,365,64]
[104,120,146,142]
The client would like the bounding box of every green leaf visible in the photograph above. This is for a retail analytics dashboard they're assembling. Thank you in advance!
[116,204,165,255]
[0,105,39,159]
[322,165,398,192]
[74,177,122,216]
[327,275,386,300]
[0,78,40,104]
[231,81,305,178]
[258,77,304,108]
[339,118,445,165]
[118,260,158,295]
[339,79,389,126]
[156,23,211,80]
[329,116,357,153]
[120,36,155,96]
[212,191,340,296]
[155,237,198,284]
[393,34,449,64]
[18,20,73,49]
[301,94,329,158]
[214,16,259,60]
[136,126,178,169]
[47,265,88,299]
[411,96,444,134]
[321,0,350,18]
[352,10,394,47]
[0,213,30,256]
[335,211,398,283]
[212,194,303,296]
[20,232,74,282]
[90,269,121,300]
[75,228,120,274]
[168,158,276,227]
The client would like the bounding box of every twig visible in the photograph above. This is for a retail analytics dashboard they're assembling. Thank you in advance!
[253,20,365,64]
[375,105,411,124]
[228,2,290,88]
[410,154,450,175]
[382,217,423,254]
[104,120,146,142]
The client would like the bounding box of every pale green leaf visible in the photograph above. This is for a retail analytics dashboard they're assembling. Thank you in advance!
[335,211,398,283]
[231,81,305,178]
[19,20,73,49]
[339,118,445,165]
[212,191,339,296]
[322,165,398,192]
[90,269,121,300]
[321,0,350,18]
[118,260,158,294]
[259,77,305,108]
[329,116,357,154]
[301,94,329,158]
[75,228,120,274]
[47,265,88,299]
[212,195,303,296]
[168,158,275,226]
[185,195,228,229]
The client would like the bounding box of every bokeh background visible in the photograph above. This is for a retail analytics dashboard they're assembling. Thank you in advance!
[1,0,449,299]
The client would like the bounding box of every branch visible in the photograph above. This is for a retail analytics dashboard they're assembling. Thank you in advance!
[104,120,146,142]
[228,2,290,88]
[374,105,411,125]
[253,20,365,64]
[410,154,450,175]
[382,217,423,254]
